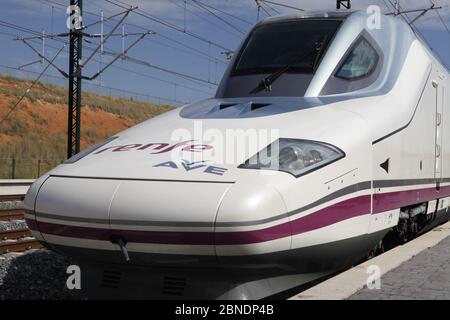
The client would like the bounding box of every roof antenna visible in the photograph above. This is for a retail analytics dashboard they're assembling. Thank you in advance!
[336,0,351,10]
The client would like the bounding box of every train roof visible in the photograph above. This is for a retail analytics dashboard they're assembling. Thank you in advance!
[256,10,448,74]
[255,11,353,25]
[215,10,420,99]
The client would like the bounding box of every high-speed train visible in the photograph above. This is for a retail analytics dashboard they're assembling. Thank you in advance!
[24,10,450,299]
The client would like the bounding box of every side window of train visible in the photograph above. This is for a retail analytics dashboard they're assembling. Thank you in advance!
[320,33,383,96]
[335,38,379,80]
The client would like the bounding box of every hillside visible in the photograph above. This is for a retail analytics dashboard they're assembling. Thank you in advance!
[0,75,172,178]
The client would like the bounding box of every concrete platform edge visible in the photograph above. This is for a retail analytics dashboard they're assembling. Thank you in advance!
[289,220,450,300]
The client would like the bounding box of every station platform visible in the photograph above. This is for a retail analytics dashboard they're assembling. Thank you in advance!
[290,220,450,300]
[0,179,33,196]
[349,233,450,300]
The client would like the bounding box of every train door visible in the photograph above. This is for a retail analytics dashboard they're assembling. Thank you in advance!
[433,74,444,182]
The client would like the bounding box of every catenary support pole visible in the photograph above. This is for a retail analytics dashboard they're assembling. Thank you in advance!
[67,0,83,158]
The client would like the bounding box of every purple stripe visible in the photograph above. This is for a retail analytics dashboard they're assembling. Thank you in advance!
[36,221,214,245]
[36,195,371,245]
[111,228,214,245]
[215,221,291,245]
[37,222,112,241]
[25,218,38,231]
[215,195,371,245]
[289,194,371,235]
[35,185,450,246]
[373,185,450,213]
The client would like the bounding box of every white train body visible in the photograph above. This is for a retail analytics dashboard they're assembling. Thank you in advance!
[24,11,450,299]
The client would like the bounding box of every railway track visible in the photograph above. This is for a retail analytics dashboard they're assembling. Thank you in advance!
[0,239,43,254]
[0,228,42,254]
[0,209,25,221]
[0,181,41,254]
[0,212,42,254]
[0,194,25,202]
[1,228,32,240]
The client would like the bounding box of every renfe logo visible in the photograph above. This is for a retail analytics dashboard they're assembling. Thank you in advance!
[94,140,213,155]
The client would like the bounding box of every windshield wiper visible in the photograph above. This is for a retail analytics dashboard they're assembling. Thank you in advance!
[251,36,328,93]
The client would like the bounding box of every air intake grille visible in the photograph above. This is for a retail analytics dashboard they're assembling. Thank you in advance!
[218,103,238,110]
[101,269,122,289]
[249,102,270,111]
[162,276,187,296]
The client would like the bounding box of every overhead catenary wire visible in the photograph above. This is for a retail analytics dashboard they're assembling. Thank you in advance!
[104,62,215,94]
[408,4,440,25]
[166,0,241,38]
[101,49,220,85]
[1,0,448,102]
[256,0,272,20]
[2,0,227,157]
[0,19,219,90]
[380,0,393,13]
[2,33,217,95]
[165,0,245,38]
[0,20,62,43]
[0,63,190,106]
[429,0,450,36]
[0,21,216,109]
[384,0,450,70]
[0,20,67,48]
[39,0,228,156]
[0,25,217,93]
[187,0,254,26]
[37,0,229,65]
[390,2,443,26]
[150,33,228,66]
[84,31,153,80]
[258,0,305,12]
[81,13,222,86]
[259,2,274,17]
[435,9,450,34]
[104,0,234,53]
[189,0,246,35]
[0,44,66,127]
[262,1,281,15]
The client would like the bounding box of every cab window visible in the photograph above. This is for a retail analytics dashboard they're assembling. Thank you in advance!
[336,38,379,80]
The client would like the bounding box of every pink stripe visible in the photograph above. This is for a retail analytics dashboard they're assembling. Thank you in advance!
[373,185,450,213]
[34,185,450,246]
[35,195,371,245]
[37,222,112,241]
[214,195,371,245]
[35,221,214,245]
[290,194,371,235]
[25,218,38,231]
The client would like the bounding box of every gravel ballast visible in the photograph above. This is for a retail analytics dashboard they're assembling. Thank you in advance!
[0,201,24,211]
[1,200,85,299]
[0,220,28,232]
[0,249,86,299]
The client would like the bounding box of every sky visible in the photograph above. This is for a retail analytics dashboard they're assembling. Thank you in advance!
[0,0,449,106]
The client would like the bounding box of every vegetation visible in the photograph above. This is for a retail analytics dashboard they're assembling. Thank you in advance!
[0,74,172,178]
[0,75,171,122]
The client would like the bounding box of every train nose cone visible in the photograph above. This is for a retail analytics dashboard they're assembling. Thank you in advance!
[30,176,122,257]
[215,183,291,258]
[28,176,233,264]
[107,179,232,262]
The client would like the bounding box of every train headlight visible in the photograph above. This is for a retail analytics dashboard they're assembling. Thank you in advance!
[238,139,345,177]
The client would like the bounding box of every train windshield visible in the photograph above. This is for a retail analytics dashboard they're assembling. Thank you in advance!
[218,19,342,98]
[234,20,341,75]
